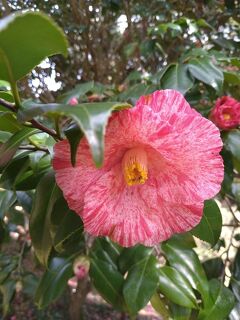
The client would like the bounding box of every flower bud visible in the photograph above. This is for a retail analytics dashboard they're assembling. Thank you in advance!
[73,256,90,280]
[210,96,240,130]
[69,97,78,105]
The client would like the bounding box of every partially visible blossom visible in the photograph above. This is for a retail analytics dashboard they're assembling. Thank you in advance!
[68,277,78,288]
[210,96,240,130]
[73,256,89,280]
[53,90,223,247]
[69,97,78,105]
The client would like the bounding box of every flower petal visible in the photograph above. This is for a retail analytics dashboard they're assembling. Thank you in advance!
[82,164,203,247]
[52,139,104,213]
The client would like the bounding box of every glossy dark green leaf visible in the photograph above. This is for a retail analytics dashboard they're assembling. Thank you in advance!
[225,130,240,162]
[150,292,170,320]
[19,102,131,167]
[16,191,33,214]
[0,91,13,102]
[202,258,224,280]
[92,237,122,268]
[0,279,15,316]
[34,257,73,308]
[123,252,159,314]
[0,190,16,219]
[22,273,39,296]
[221,148,234,194]
[161,63,194,94]
[191,200,222,247]
[0,154,30,189]
[0,128,38,168]
[57,81,95,103]
[0,11,67,82]
[198,279,235,320]
[158,266,198,308]
[53,209,83,253]
[169,303,192,320]
[64,123,83,166]
[161,238,209,305]
[30,171,62,266]
[90,251,124,310]
[118,245,152,274]
[188,57,223,92]
[0,112,21,133]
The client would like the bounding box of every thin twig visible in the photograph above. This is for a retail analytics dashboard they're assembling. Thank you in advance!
[19,145,49,153]
[0,98,60,140]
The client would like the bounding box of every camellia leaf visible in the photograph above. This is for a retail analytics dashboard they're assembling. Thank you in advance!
[198,279,235,320]
[90,246,125,311]
[157,266,198,309]
[150,292,170,320]
[161,237,209,306]
[191,200,222,247]
[188,57,223,92]
[18,102,131,167]
[29,171,62,266]
[161,63,194,94]
[0,279,16,316]
[0,112,21,132]
[225,130,240,162]
[118,245,152,274]
[0,189,16,219]
[123,251,159,315]
[57,81,95,103]
[34,257,73,308]
[0,11,68,82]
[0,127,38,168]
[64,123,83,166]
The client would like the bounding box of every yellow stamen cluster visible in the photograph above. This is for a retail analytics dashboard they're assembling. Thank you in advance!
[122,148,148,186]
[223,113,231,120]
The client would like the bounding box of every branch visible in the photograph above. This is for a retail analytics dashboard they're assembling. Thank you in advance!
[0,98,60,140]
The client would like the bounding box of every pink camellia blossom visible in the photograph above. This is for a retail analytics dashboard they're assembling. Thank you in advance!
[69,97,78,105]
[210,96,240,130]
[53,90,223,247]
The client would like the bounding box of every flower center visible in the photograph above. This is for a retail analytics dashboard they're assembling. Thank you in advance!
[122,147,148,186]
[223,112,231,120]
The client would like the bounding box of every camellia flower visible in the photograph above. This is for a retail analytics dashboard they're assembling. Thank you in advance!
[210,96,240,130]
[53,90,223,247]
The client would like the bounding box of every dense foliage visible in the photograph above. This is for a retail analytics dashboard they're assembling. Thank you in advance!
[0,1,240,319]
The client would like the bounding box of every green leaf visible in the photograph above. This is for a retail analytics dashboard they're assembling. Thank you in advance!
[92,238,122,268]
[230,248,240,302]
[57,81,95,103]
[225,130,240,162]
[53,209,83,253]
[151,292,170,320]
[202,258,224,280]
[0,153,30,189]
[0,91,13,102]
[161,63,194,94]
[34,257,73,308]
[191,200,222,247]
[0,127,38,168]
[29,171,62,266]
[123,252,159,314]
[19,102,131,167]
[90,251,125,310]
[198,279,235,320]
[0,279,15,316]
[64,123,83,166]
[169,303,191,320]
[188,57,223,92]
[0,11,68,82]
[161,238,209,305]
[0,112,21,132]
[0,190,16,219]
[118,245,152,274]
[158,266,198,308]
